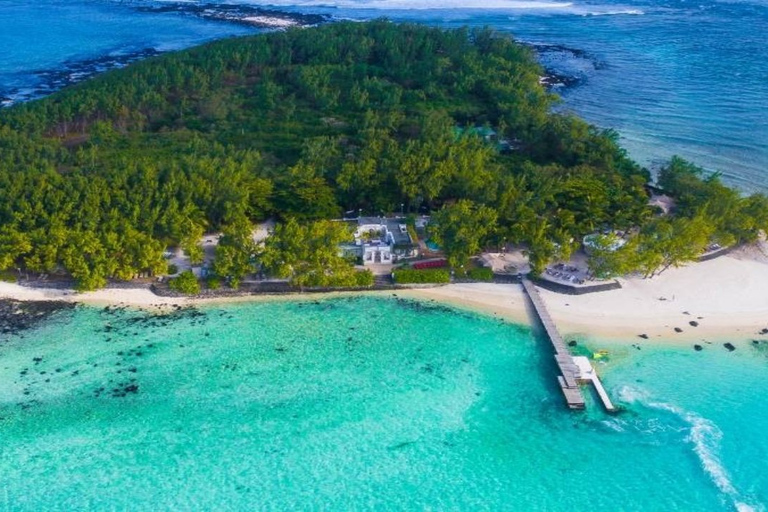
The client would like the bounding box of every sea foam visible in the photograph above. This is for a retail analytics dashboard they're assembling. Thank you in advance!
[619,386,763,512]
[578,8,645,15]
[215,0,575,9]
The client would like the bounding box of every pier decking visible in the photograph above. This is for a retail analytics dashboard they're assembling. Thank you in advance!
[573,357,616,411]
[521,278,616,412]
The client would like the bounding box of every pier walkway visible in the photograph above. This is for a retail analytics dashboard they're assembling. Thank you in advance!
[521,278,616,412]
[573,357,616,411]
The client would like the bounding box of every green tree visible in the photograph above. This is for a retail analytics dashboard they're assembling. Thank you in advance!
[429,200,498,268]
[586,233,633,278]
[0,228,31,271]
[276,162,340,220]
[179,219,205,266]
[636,215,713,278]
[212,215,256,289]
[169,270,201,295]
[260,218,366,287]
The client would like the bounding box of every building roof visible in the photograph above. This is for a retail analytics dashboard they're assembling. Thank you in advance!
[355,217,413,245]
[385,219,412,245]
[358,216,385,226]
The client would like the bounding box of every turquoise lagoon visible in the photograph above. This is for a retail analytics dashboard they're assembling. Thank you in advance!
[1,296,766,511]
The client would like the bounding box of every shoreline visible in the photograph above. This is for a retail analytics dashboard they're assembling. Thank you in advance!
[0,5,329,108]
[0,16,585,110]
[2,48,163,107]
[2,248,768,346]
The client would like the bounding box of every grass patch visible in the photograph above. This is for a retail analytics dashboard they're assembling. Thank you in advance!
[393,268,450,284]
[468,267,494,281]
[0,270,17,283]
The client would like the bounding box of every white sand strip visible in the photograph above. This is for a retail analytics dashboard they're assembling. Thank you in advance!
[2,246,767,342]
[389,253,768,343]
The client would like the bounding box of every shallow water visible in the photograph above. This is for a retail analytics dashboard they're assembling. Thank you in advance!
[1,296,765,510]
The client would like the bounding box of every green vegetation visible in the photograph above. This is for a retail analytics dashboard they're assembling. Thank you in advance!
[586,158,768,278]
[0,270,17,283]
[168,270,201,295]
[206,275,222,290]
[656,157,768,247]
[212,215,257,289]
[393,268,451,284]
[468,267,494,281]
[405,223,419,245]
[260,218,372,287]
[428,200,497,268]
[0,21,764,289]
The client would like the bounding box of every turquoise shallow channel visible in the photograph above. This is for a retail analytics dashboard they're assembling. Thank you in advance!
[1,296,766,511]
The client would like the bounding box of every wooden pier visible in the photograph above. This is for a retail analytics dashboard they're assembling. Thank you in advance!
[573,357,616,411]
[521,278,615,412]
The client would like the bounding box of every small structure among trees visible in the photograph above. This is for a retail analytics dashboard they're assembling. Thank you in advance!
[340,217,418,265]
[260,219,373,288]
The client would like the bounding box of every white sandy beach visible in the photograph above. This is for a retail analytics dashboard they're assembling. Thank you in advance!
[2,243,768,343]
[0,281,390,311]
[405,249,768,343]
[542,253,768,342]
[0,282,189,309]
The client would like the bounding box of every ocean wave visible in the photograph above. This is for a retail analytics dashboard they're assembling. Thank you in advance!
[151,0,576,10]
[578,9,644,16]
[599,418,626,432]
[619,386,764,512]
[122,0,647,15]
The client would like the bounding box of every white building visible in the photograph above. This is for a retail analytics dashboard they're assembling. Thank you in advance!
[342,217,418,265]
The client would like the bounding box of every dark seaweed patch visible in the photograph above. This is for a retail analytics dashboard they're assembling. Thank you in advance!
[394,298,455,315]
[110,382,139,398]
[0,299,75,337]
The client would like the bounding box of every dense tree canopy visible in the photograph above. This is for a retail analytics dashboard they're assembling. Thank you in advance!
[259,219,372,287]
[0,21,762,289]
[587,157,768,279]
[657,156,768,246]
[428,200,497,268]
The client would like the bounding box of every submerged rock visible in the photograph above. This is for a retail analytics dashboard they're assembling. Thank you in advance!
[674,327,683,333]
[724,342,736,351]
[0,299,75,337]
[689,321,699,327]
[694,344,703,351]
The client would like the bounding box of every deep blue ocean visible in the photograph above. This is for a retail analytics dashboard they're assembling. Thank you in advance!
[0,0,766,190]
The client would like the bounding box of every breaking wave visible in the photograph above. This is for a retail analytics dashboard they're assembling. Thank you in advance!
[619,386,763,512]
[578,8,644,15]
[141,0,576,10]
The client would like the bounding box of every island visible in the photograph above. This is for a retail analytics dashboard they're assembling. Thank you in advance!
[1,20,767,342]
